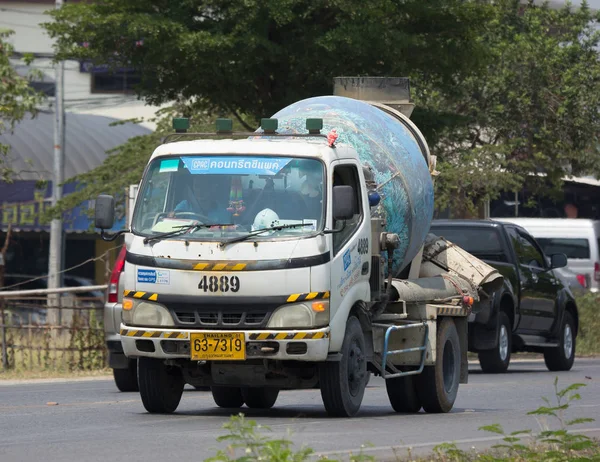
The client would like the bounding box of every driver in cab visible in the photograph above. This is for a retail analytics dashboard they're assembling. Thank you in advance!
[169,175,232,224]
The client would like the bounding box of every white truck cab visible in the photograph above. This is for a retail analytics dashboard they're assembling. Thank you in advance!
[95,101,501,417]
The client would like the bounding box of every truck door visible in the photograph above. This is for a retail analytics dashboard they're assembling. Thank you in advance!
[505,226,539,332]
[517,231,557,332]
[329,162,371,316]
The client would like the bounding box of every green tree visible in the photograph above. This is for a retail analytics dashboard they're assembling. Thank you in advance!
[40,0,494,218]
[43,0,492,127]
[0,30,45,183]
[416,0,600,217]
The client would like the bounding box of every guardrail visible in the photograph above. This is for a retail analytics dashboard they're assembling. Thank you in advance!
[0,285,108,372]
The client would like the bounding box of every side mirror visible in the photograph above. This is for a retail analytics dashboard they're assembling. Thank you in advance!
[333,185,355,221]
[550,253,568,269]
[95,194,115,230]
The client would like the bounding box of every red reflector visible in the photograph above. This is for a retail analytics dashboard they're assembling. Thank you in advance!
[576,274,587,288]
[107,246,127,303]
[595,263,600,282]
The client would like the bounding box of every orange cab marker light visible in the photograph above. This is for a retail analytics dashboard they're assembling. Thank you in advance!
[123,299,134,311]
[312,301,327,312]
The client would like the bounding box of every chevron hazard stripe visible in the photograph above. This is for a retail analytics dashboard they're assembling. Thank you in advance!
[123,290,159,301]
[286,291,330,303]
[120,328,188,339]
[437,306,469,316]
[248,331,329,340]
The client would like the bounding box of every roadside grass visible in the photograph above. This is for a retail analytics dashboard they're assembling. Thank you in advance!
[575,293,600,357]
[0,308,106,376]
[204,379,598,462]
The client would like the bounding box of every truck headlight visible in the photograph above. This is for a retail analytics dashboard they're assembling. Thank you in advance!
[267,300,329,329]
[122,298,174,327]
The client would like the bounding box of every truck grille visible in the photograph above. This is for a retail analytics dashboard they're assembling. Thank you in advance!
[167,302,273,329]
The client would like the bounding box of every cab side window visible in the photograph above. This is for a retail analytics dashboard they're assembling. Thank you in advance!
[518,232,546,270]
[332,165,363,255]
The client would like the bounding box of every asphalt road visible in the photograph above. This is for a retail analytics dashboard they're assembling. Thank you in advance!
[1,359,599,462]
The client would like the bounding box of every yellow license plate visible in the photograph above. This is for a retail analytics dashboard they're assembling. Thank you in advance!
[190,332,246,361]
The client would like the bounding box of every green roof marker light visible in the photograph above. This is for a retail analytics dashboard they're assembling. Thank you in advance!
[216,118,233,133]
[261,118,278,134]
[306,118,323,134]
[173,118,190,133]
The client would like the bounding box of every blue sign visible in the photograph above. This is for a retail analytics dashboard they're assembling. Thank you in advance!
[181,157,292,176]
[343,249,351,271]
[137,268,170,284]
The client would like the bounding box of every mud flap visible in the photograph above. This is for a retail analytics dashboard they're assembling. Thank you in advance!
[455,317,468,384]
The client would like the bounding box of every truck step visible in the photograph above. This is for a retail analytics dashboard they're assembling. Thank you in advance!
[371,321,429,380]
[373,313,408,322]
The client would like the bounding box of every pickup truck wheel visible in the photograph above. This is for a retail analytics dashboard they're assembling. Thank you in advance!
[241,388,279,409]
[416,317,461,413]
[319,316,368,417]
[544,311,576,371]
[385,375,422,413]
[113,360,139,392]
[478,312,512,373]
[138,357,184,414]
[211,386,244,408]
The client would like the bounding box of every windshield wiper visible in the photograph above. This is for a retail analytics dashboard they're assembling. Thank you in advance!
[219,223,315,248]
[143,223,233,244]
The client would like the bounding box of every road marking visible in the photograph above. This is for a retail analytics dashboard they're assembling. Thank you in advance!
[313,427,600,458]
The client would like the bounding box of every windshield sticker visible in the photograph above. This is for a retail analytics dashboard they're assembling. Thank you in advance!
[159,158,180,172]
[181,157,292,175]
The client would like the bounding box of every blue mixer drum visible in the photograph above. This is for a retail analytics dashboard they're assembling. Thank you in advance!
[271,95,434,276]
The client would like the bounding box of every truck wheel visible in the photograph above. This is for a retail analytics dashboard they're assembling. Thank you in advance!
[544,311,576,372]
[211,386,244,408]
[416,317,461,413]
[319,316,368,417]
[241,388,279,409]
[478,312,512,373]
[138,357,184,414]
[113,360,139,392]
[385,375,422,413]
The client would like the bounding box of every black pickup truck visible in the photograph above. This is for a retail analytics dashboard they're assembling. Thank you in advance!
[430,220,579,373]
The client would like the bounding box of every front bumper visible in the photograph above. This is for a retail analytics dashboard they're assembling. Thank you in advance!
[119,324,330,362]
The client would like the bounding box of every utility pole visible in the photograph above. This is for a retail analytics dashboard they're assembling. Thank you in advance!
[47,0,65,327]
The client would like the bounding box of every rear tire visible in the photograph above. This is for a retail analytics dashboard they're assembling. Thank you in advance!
[319,316,368,417]
[113,360,139,392]
[138,357,184,414]
[478,312,512,373]
[241,388,279,409]
[211,386,244,408]
[544,311,576,372]
[416,317,461,413]
[385,375,422,413]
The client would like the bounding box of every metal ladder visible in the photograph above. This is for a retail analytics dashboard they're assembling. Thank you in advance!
[372,316,429,379]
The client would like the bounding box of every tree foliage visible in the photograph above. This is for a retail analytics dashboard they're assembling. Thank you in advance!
[414,0,600,216]
[0,30,45,183]
[43,0,491,128]
[41,0,494,218]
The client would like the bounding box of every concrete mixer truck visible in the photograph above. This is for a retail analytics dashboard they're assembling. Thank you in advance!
[94,77,503,417]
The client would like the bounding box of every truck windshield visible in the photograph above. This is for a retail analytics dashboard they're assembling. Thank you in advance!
[131,155,325,241]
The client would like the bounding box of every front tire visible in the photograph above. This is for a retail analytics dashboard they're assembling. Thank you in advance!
[241,388,279,409]
[478,311,512,373]
[319,316,368,417]
[544,311,576,372]
[416,317,461,413]
[113,359,139,392]
[138,357,184,414]
[211,386,244,408]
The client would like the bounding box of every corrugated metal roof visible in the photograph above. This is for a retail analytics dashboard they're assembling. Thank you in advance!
[0,111,152,180]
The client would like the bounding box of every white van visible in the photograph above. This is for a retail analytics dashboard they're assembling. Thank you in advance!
[495,218,600,292]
